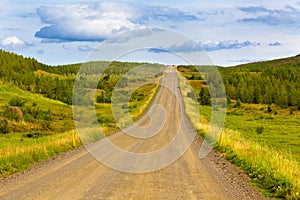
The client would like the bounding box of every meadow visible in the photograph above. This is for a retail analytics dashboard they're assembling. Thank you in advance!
[177,68,300,199]
[0,66,161,177]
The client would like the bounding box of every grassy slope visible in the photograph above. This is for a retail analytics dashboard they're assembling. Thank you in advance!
[177,55,300,199]
[0,70,162,177]
[199,104,300,162]
[199,104,300,199]
[0,81,74,133]
[0,82,78,176]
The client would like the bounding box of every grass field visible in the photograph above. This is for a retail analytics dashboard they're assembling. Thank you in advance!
[0,76,161,177]
[0,130,81,176]
[177,71,300,199]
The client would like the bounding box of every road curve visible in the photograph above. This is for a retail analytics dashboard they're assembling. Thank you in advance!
[0,69,268,200]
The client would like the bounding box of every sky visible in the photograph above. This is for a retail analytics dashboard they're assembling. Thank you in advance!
[0,0,300,66]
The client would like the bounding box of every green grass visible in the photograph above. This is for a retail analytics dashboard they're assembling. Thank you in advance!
[177,71,300,199]
[0,74,162,177]
[0,130,81,176]
[0,81,74,133]
[200,104,300,163]
[197,105,300,199]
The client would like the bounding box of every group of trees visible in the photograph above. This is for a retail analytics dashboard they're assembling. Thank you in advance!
[4,49,298,109]
[178,54,300,108]
[0,50,77,104]
[0,50,163,105]
[220,56,300,108]
[0,96,52,132]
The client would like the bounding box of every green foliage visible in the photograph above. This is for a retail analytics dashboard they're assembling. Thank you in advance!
[234,99,242,108]
[0,50,160,105]
[0,131,82,176]
[267,105,272,113]
[187,91,197,100]
[221,148,296,199]
[290,107,295,115]
[121,103,129,109]
[0,118,9,133]
[8,97,26,107]
[178,55,300,108]
[256,126,264,134]
[198,87,211,105]
[0,83,74,133]
[96,92,111,103]
[22,131,41,138]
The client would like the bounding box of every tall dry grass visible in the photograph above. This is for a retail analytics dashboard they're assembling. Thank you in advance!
[176,70,300,199]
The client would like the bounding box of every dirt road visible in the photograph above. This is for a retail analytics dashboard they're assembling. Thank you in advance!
[0,69,268,199]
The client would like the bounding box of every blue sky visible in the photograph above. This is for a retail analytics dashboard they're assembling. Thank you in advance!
[0,0,299,66]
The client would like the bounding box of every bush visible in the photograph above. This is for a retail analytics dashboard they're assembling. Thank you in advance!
[267,105,272,113]
[121,103,129,109]
[8,97,26,107]
[23,131,40,138]
[290,108,295,115]
[187,91,196,100]
[0,118,9,133]
[256,126,264,134]
[234,99,242,108]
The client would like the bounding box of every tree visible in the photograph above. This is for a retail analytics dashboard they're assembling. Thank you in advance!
[198,87,211,106]
[0,118,9,134]
[234,99,242,108]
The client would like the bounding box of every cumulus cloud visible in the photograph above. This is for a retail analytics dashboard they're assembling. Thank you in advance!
[148,40,260,53]
[238,6,300,26]
[34,2,198,42]
[105,28,165,43]
[228,58,266,63]
[0,36,29,50]
[269,42,281,46]
[78,45,94,51]
[148,48,169,53]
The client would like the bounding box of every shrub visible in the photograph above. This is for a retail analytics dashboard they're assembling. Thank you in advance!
[8,97,26,107]
[0,118,9,133]
[234,99,242,108]
[121,103,129,109]
[290,108,295,115]
[23,131,40,138]
[256,126,264,134]
[267,105,273,113]
[187,91,196,100]
[9,106,23,118]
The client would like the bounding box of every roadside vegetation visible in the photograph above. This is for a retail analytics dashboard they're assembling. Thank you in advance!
[0,50,163,177]
[177,55,300,199]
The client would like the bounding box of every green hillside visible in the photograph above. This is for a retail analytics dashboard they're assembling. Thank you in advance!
[178,54,300,108]
[178,54,300,199]
[0,50,163,176]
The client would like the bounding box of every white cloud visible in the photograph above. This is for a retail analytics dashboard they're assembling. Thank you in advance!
[106,28,165,43]
[78,45,94,51]
[34,2,198,42]
[269,42,282,46]
[238,5,300,27]
[0,36,29,50]
[35,4,140,42]
[148,40,260,53]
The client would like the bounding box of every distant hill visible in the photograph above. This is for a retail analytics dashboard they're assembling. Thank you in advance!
[0,50,163,134]
[0,50,147,105]
[223,54,300,72]
[177,54,300,108]
[0,50,79,104]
